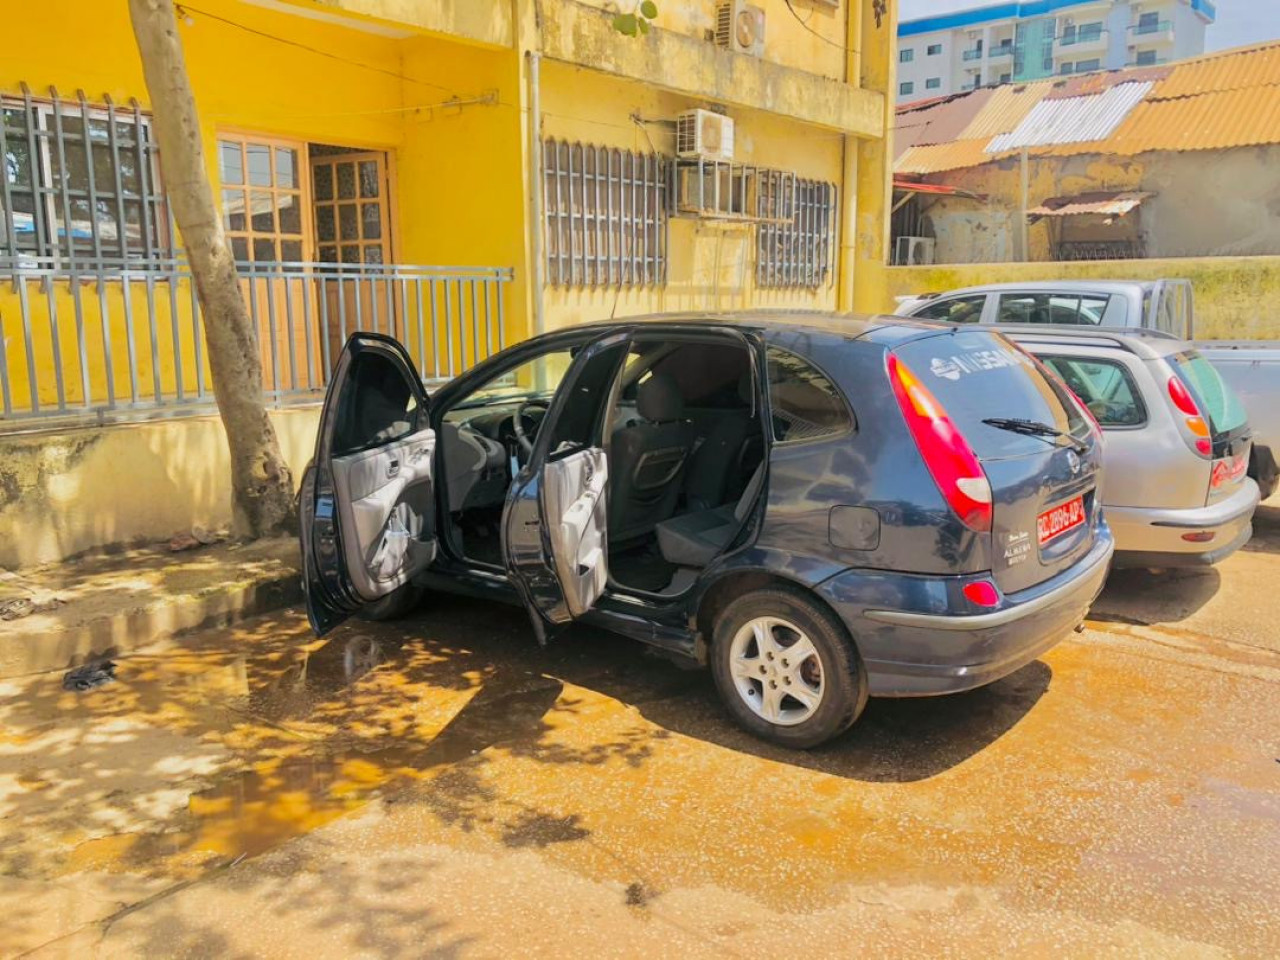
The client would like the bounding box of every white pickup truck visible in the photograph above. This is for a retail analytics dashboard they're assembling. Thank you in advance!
[895,280,1280,499]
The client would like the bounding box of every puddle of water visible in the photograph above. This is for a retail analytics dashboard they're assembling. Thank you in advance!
[48,635,570,880]
[64,745,434,877]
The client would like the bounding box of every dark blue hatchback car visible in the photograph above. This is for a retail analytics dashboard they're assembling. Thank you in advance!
[300,314,1114,748]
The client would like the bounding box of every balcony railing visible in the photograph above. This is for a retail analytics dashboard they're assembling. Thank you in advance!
[989,43,1015,57]
[962,47,985,61]
[1127,56,1169,66]
[1130,19,1173,37]
[1059,28,1107,47]
[0,257,514,427]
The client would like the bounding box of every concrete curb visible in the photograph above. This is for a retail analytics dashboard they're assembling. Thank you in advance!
[0,538,303,679]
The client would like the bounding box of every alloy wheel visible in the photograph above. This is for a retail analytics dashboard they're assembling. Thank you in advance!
[727,615,825,726]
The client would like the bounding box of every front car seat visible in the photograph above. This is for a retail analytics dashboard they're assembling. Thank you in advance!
[607,373,696,543]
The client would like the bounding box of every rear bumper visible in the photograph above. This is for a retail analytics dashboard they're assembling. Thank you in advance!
[818,528,1114,697]
[1108,479,1259,567]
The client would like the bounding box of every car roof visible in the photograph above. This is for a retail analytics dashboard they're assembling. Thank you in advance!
[548,310,951,350]
[991,323,1189,360]
[915,280,1162,299]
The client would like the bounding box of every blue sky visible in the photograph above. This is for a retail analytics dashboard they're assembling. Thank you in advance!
[898,0,1277,52]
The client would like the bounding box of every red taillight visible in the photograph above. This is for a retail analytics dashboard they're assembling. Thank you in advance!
[887,354,993,532]
[1167,376,1212,458]
[1167,376,1198,415]
[963,580,1001,607]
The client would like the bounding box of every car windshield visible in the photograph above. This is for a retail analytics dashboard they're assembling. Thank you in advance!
[455,350,576,407]
[1169,351,1248,438]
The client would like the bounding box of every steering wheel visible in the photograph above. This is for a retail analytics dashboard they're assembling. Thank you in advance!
[513,399,551,458]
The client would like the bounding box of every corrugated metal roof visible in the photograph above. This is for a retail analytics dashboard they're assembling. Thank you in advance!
[1101,87,1280,154]
[1043,66,1173,99]
[893,42,1280,177]
[896,139,1007,175]
[1028,191,1153,217]
[957,81,1055,140]
[915,88,995,146]
[987,81,1153,152]
[1153,41,1280,100]
[894,88,994,158]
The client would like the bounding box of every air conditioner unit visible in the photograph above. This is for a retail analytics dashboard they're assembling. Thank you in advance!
[715,1,765,57]
[676,109,735,162]
[895,236,936,266]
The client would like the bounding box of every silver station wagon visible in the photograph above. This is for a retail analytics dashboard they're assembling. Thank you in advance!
[998,326,1259,568]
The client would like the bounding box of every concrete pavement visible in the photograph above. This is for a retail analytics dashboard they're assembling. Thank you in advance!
[1,503,1278,958]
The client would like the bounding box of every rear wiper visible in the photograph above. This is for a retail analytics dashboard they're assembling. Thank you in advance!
[982,417,1089,455]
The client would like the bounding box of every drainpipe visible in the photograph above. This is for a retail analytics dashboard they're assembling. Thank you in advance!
[837,1,864,312]
[1019,146,1030,262]
[526,51,547,335]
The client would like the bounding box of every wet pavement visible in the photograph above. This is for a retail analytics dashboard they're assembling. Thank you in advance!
[2,502,1279,957]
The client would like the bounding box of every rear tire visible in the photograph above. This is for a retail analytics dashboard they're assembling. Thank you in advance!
[358,582,424,622]
[710,586,867,749]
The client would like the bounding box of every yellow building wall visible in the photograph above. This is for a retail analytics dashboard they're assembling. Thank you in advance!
[0,406,321,569]
[572,0,847,81]
[538,61,846,330]
[881,256,1280,340]
[0,0,525,411]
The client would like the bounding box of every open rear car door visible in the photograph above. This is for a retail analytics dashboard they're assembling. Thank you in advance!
[502,331,631,643]
[301,333,437,636]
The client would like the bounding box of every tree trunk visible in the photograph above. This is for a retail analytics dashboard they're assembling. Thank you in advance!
[129,0,295,538]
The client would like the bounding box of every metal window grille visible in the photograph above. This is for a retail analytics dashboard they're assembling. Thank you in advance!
[0,85,171,265]
[756,178,837,290]
[542,139,668,288]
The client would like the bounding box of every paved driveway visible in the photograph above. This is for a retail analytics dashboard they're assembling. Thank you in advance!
[3,502,1279,958]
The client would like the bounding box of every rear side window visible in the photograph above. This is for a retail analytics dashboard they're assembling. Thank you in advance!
[894,331,1086,458]
[997,293,1109,326]
[1041,356,1145,427]
[913,294,986,324]
[766,347,852,443]
[1169,352,1248,438]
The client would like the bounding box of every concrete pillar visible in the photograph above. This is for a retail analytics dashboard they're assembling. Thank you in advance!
[851,0,897,314]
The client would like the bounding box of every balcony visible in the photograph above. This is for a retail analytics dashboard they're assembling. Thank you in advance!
[0,256,514,426]
[1127,55,1169,66]
[989,42,1015,58]
[1130,19,1175,43]
[962,47,985,61]
[1057,28,1108,52]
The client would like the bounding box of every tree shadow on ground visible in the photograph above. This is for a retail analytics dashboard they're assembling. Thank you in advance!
[404,593,1054,785]
[0,601,665,954]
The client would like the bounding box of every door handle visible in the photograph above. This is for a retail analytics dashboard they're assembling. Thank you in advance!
[387,459,400,478]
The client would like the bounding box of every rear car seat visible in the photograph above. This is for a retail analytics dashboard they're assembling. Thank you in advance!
[655,464,765,568]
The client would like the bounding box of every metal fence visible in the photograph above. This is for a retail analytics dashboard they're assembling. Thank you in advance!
[0,257,513,428]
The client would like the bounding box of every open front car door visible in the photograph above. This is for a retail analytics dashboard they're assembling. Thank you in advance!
[301,333,437,636]
[502,331,630,643]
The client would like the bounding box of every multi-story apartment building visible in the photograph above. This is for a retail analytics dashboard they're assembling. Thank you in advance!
[897,0,1215,102]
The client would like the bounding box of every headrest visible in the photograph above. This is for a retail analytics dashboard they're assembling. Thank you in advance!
[637,372,683,422]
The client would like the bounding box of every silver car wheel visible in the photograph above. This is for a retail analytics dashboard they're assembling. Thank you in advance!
[727,615,825,727]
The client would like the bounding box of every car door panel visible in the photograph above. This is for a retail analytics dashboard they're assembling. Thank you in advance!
[300,332,436,637]
[331,427,436,599]
[542,447,608,617]
[503,331,631,640]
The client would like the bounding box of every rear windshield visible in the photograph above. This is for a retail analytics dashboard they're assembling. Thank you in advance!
[894,330,1087,459]
[1169,352,1248,439]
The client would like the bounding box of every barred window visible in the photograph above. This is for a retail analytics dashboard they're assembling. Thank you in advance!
[0,88,170,264]
[543,139,668,288]
[756,178,837,290]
